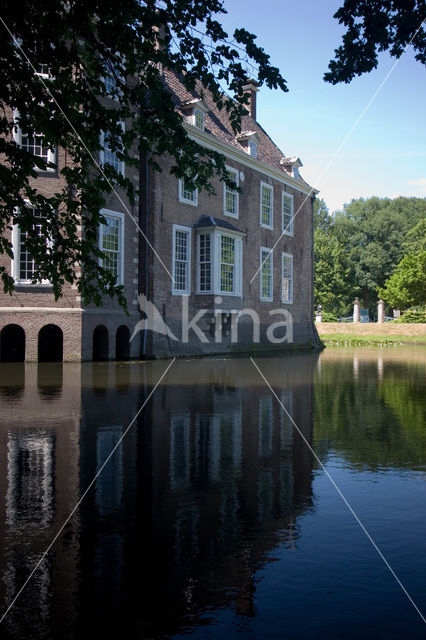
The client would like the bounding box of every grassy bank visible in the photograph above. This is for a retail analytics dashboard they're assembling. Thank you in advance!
[316,323,426,346]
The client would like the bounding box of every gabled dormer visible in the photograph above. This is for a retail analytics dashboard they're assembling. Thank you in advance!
[237,131,260,158]
[280,156,303,180]
[180,98,209,131]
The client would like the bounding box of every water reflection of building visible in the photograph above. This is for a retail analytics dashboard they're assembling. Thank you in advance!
[0,363,81,638]
[0,355,316,639]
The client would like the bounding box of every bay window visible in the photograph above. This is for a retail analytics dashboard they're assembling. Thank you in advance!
[196,229,242,297]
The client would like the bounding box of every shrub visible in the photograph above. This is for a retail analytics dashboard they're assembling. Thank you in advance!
[321,311,338,322]
[393,307,426,323]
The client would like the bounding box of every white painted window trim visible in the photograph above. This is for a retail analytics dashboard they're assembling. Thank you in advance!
[260,246,273,302]
[11,204,52,285]
[99,209,125,286]
[99,123,125,177]
[215,231,243,297]
[260,181,273,229]
[194,108,205,131]
[281,252,293,304]
[248,140,257,158]
[282,192,294,236]
[13,110,56,172]
[223,166,239,219]
[178,178,198,206]
[196,232,213,294]
[172,224,191,295]
[195,229,242,297]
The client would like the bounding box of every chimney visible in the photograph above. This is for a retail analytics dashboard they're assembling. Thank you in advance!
[242,79,260,121]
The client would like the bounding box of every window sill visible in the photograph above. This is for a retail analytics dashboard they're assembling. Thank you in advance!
[14,282,53,291]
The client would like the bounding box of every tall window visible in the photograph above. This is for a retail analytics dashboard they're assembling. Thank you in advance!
[198,233,211,292]
[99,210,124,284]
[282,192,294,235]
[282,253,293,304]
[196,230,242,296]
[194,109,205,131]
[100,127,125,176]
[220,235,235,293]
[223,167,239,218]
[15,207,48,282]
[172,225,191,294]
[14,122,56,171]
[260,182,273,228]
[178,177,198,206]
[260,247,273,301]
[248,140,257,157]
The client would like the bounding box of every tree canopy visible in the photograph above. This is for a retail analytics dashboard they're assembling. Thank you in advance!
[314,196,426,316]
[325,0,426,84]
[0,0,287,307]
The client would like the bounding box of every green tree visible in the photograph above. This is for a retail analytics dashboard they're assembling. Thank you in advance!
[325,0,426,84]
[314,227,354,316]
[333,196,426,312]
[313,197,332,231]
[404,219,426,253]
[379,250,426,309]
[0,0,287,306]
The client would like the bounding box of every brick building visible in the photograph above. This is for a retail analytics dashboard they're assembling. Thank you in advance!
[143,72,320,357]
[0,70,319,361]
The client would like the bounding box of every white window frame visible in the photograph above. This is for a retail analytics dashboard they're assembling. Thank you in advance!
[11,205,52,285]
[248,140,257,158]
[196,232,213,294]
[215,231,242,297]
[178,178,198,206]
[196,229,243,297]
[281,252,293,304]
[103,60,124,99]
[99,124,125,177]
[223,166,239,219]
[172,224,191,295]
[260,182,273,229]
[99,209,125,286]
[282,192,294,236]
[13,112,56,172]
[260,247,273,301]
[194,108,205,131]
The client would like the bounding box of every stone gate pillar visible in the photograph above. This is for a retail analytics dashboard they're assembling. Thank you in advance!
[377,299,385,323]
[353,298,360,323]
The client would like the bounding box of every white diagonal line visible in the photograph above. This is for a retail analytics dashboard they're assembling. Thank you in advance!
[250,19,426,285]
[0,357,176,625]
[0,15,174,283]
[250,356,426,626]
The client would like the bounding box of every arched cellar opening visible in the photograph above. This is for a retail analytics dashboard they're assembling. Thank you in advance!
[116,325,130,360]
[93,325,109,361]
[38,325,63,362]
[0,324,26,362]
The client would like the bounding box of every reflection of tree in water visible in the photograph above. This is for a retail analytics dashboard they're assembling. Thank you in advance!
[314,359,426,470]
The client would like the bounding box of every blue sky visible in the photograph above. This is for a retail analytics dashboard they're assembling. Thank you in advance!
[219,0,426,212]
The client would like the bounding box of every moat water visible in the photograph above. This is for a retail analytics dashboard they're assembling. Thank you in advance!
[0,347,425,639]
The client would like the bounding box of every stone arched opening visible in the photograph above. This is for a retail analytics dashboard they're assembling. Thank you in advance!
[38,325,63,362]
[116,325,131,360]
[0,324,26,362]
[93,325,109,361]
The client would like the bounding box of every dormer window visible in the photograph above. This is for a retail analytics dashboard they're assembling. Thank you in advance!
[194,109,204,131]
[181,99,208,132]
[248,140,257,158]
[237,131,259,158]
